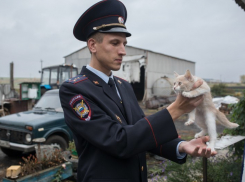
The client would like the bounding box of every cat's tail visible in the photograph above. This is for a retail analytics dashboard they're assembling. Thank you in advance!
[216,110,239,128]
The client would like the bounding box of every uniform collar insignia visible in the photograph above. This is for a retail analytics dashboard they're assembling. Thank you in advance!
[93,81,99,85]
[117,80,122,84]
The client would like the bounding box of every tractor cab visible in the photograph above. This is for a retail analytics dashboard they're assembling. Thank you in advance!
[40,64,78,95]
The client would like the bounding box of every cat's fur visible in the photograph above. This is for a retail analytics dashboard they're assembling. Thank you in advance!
[173,70,239,152]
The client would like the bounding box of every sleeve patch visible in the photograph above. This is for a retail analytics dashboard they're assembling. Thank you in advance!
[69,95,91,121]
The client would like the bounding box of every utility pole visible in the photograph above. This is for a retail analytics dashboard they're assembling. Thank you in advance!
[10,62,14,90]
[40,60,43,70]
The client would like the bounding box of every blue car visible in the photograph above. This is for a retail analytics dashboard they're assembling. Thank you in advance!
[0,89,73,157]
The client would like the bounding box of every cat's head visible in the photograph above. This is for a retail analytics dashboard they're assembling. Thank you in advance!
[173,70,195,93]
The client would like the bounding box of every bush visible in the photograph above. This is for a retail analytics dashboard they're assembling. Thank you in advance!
[224,90,245,156]
[164,157,202,182]
[211,83,235,97]
[67,140,78,157]
[18,149,66,178]
[207,152,242,182]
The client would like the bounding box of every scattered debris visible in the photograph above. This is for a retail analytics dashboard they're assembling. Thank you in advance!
[145,95,176,109]
[6,165,21,179]
[213,95,239,114]
[213,95,239,109]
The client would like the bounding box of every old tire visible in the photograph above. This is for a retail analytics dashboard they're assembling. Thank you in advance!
[45,135,68,151]
[1,147,23,157]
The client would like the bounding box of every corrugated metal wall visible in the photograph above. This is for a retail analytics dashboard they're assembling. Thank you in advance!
[65,46,147,73]
[64,46,195,100]
[125,46,145,56]
[65,47,91,72]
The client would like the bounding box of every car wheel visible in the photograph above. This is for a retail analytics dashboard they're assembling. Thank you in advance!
[45,135,68,151]
[1,147,23,157]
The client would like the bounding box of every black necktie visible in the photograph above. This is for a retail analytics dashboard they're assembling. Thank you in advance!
[108,78,126,118]
[108,78,120,99]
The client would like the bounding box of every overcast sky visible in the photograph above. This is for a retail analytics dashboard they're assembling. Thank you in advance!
[0,0,245,82]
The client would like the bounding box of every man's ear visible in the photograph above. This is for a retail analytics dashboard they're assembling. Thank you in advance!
[87,38,97,53]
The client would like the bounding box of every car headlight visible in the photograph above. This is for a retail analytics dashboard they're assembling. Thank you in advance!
[25,134,32,143]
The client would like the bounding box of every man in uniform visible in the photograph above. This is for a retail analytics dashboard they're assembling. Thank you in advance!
[59,0,217,181]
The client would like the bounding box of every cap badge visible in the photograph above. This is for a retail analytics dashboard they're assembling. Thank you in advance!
[118,17,124,24]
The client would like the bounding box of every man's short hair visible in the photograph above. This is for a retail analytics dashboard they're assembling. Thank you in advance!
[87,32,104,54]
[87,32,104,43]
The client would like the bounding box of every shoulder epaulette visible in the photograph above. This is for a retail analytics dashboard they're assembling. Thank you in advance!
[66,75,88,84]
[114,76,128,82]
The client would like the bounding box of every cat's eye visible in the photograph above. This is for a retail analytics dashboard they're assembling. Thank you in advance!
[174,82,176,85]
[179,82,182,85]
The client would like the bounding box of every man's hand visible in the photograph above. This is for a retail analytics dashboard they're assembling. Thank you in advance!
[178,136,217,158]
[167,79,204,121]
[191,79,203,90]
[167,94,203,121]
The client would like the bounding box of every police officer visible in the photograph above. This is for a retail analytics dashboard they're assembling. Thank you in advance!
[59,0,216,181]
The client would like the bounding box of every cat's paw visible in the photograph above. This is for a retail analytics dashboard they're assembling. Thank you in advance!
[194,133,201,139]
[182,91,194,98]
[194,132,204,138]
[207,146,216,153]
[207,144,216,153]
[185,119,194,126]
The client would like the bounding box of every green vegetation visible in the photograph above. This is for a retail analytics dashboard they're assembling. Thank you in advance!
[163,152,242,182]
[224,90,245,156]
[148,91,245,181]
[211,83,235,97]
[67,140,78,157]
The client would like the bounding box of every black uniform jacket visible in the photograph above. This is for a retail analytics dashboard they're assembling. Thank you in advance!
[59,66,186,182]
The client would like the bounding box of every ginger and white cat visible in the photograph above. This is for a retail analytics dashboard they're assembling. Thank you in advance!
[173,70,239,152]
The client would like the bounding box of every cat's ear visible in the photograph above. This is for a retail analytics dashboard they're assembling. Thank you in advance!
[185,70,194,81]
[174,71,179,77]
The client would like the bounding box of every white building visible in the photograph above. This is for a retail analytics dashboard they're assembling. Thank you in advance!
[64,45,195,101]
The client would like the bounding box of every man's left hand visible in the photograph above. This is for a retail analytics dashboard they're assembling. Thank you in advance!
[178,136,217,158]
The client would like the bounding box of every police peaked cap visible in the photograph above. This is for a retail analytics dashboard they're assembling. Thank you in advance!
[73,0,131,41]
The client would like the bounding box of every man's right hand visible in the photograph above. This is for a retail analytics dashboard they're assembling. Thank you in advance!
[167,93,203,121]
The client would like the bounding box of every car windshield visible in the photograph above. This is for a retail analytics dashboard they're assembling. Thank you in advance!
[34,92,63,112]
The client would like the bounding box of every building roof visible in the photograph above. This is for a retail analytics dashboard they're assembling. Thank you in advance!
[63,46,88,58]
[235,0,245,11]
[126,45,195,64]
[64,45,195,64]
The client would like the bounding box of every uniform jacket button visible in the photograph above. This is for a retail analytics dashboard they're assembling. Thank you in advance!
[141,166,144,171]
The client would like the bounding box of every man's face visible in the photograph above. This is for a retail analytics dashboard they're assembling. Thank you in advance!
[93,32,127,75]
